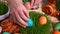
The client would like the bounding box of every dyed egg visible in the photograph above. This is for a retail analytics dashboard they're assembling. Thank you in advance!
[2,32,10,34]
[53,30,60,34]
[39,16,47,25]
[53,22,60,30]
[27,18,33,27]
[25,2,31,9]
[0,26,2,33]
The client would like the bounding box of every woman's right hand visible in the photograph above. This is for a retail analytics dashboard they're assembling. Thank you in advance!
[7,0,29,28]
[31,0,42,7]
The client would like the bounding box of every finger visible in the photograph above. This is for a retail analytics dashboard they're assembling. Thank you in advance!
[11,12,26,28]
[12,8,28,26]
[34,0,39,6]
[31,0,35,7]
[22,5,29,17]
[9,1,28,26]
[17,22,26,28]
[16,6,29,21]
[9,3,28,26]
[34,0,42,6]
[19,9,29,22]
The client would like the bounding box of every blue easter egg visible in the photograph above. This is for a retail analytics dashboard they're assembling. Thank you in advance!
[2,32,10,34]
[27,18,33,27]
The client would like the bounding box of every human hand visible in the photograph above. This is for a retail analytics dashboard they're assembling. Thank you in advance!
[31,0,42,7]
[7,0,29,28]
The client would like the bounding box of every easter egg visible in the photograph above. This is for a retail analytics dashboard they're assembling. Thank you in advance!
[25,2,31,9]
[53,30,60,34]
[53,22,60,30]
[0,26,2,33]
[2,32,10,34]
[39,16,47,25]
[27,18,33,27]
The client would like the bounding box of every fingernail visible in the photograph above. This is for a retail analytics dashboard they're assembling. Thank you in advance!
[27,16,30,18]
[25,23,28,26]
[26,24,28,26]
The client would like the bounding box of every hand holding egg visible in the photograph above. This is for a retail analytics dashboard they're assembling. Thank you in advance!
[27,18,33,27]
[24,18,33,27]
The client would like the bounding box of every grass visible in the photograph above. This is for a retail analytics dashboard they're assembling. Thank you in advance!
[20,11,52,34]
[0,1,8,15]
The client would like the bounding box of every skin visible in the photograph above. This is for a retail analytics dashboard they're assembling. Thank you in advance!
[6,0,41,28]
[31,0,42,7]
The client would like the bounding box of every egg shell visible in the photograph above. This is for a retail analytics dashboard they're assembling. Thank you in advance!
[53,30,60,34]
[0,26,2,33]
[39,16,47,25]
[27,18,33,27]
[25,2,31,9]
[53,22,60,30]
[2,32,10,34]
